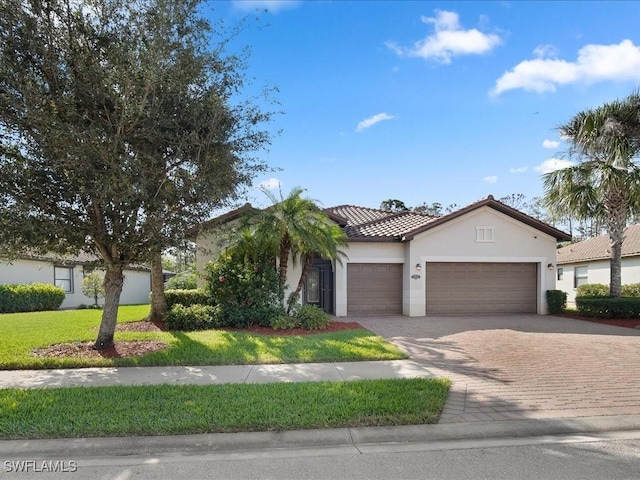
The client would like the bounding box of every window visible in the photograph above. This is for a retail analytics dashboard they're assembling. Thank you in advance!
[475,226,495,243]
[54,266,73,293]
[557,267,563,281]
[574,266,588,288]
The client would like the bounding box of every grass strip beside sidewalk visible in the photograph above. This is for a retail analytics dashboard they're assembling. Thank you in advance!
[0,378,450,439]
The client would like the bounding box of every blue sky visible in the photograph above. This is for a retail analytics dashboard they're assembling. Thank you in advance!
[212,1,640,211]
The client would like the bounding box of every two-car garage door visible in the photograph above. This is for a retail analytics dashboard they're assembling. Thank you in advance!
[346,262,537,315]
[425,262,537,314]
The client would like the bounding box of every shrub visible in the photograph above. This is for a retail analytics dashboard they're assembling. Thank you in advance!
[576,283,609,297]
[622,283,640,297]
[165,304,222,331]
[546,290,567,314]
[0,283,66,313]
[220,303,285,328]
[205,250,282,328]
[271,315,301,331]
[164,289,209,309]
[165,272,197,290]
[575,296,640,319]
[293,304,331,330]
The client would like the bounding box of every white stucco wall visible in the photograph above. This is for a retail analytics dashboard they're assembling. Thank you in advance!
[0,259,151,309]
[557,256,640,303]
[406,207,558,316]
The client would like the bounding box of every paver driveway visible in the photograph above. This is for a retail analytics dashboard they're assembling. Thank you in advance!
[352,314,640,423]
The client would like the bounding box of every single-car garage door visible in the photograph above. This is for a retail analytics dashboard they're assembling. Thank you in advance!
[347,263,402,315]
[426,262,537,314]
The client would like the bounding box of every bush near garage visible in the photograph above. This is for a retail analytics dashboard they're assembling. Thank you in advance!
[546,290,567,314]
[575,296,640,319]
[0,283,66,313]
[576,283,609,297]
[622,283,640,297]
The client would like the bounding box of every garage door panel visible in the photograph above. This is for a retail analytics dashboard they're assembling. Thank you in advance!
[426,262,536,314]
[347,263,402,315]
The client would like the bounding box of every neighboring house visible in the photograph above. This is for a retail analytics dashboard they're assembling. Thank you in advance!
[190,195,570,316]
[0,254,151,309]
[556,224,640,304]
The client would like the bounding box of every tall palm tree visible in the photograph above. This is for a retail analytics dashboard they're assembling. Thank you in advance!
[254,187,348,308]
[543,90,640,297]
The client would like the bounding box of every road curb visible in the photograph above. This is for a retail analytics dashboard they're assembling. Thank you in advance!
[2,415,640,458]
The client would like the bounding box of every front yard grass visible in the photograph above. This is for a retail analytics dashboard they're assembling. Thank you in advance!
[0,378,451,439]
[0,305,407,369]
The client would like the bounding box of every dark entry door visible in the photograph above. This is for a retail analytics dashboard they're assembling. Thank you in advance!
[304,257,334,314]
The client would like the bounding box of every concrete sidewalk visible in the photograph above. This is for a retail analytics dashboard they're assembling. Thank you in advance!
[0,359,435,389]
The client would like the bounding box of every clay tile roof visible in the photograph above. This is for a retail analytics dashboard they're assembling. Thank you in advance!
[324,206,438,241]
[325,205,392,227]
[556,224,640,264]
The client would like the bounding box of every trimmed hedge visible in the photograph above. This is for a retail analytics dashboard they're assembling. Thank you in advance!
[622,283,640,297]
[546,290,567,314]
[165,304,222,331]
[576,283,609,297]
[0,283,66,313]
[575,296,640,319]
[164,289,209,309]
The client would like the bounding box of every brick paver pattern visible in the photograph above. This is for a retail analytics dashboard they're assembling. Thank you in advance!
[350,314,640,424]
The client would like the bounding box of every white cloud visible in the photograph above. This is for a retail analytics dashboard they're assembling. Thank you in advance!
[232,0,299,13]
[484,175,498,183]
[534,158,575,174]
[386,10,502,64]
[493,40,640,96]
[356,113,395,132]
[258,177,281,190]
[542,139,560,149]
[510,166,528,173]
[533,44,559,59]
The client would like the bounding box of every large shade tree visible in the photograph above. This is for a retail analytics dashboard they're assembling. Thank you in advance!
[543,90,640,297]
[0,0,273,348]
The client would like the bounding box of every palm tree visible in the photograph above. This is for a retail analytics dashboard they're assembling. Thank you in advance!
[543,90,640,297]
[254,187,348,310]
[287,219,347,313]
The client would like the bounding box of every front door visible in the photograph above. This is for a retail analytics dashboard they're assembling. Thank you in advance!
[304,257,334,314]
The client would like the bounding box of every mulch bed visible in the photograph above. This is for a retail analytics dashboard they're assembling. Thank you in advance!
[555,312,640,329]
[32,341,169,359]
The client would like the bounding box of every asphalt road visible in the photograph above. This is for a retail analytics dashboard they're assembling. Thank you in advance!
[3,431,640,480]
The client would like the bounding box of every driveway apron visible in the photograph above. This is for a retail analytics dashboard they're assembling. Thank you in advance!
[352,314,640,423]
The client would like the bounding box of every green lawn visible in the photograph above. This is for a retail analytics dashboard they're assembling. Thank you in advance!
[0,378,450,439]
[0,305,407,369]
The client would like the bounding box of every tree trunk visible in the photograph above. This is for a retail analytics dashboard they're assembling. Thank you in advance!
[606,200,627,298]
[609,223,624,297]
[146,251,167,322]
[287,254,314,314]
[93,264,124,350]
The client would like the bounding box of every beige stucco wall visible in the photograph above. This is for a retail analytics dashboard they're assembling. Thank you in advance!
[406,207,558,316]
[557,256,640,303]
[0,259,151,309]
